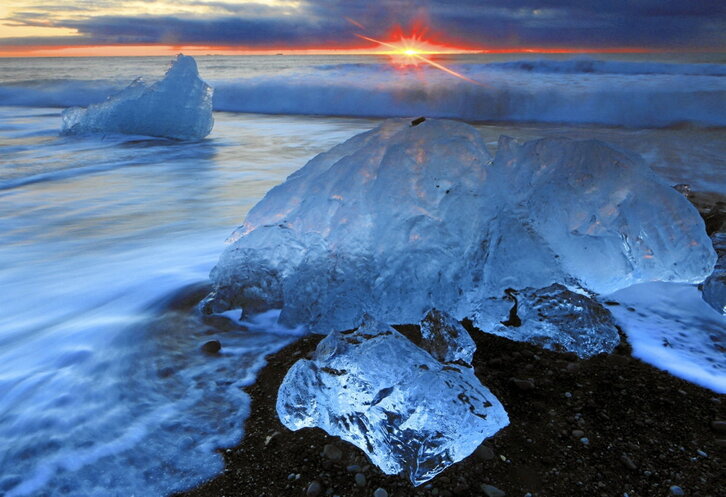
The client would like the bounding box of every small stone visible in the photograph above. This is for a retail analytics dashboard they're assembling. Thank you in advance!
[715,439,726,448]
[572,430,585,438]
[564,392,573,398]
[580,437,589,445]
[264,431,280,447]
[373,488,388,497]
[481,484,506,497]
[201,340,221,354]
[346,464,362,473]
[322,444,342,461]
[696,449,707,457]
[287,473,296,481]
[511,378,535,390]
[475,445,495,461]
[669,485,685,496]
[620,454,637,471]
[307,481,322,497]
[711,420,726,434]
[355,473,366,488]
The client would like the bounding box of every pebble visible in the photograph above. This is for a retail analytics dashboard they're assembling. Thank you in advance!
[511,378,535,391]
[580,437,589,445]
[355,473,366,487]
[346,464,362,473]
[475,445,495,460]
[572,430,585,438]
[306,481,322,497]
[481,483,506,497]
[669,485,685,496]
[620,454,637,471]
[201,340,221,354]
[322,444,342,461]
[711,420,726,434]
[696,449,708,457]
[373,488,388,497]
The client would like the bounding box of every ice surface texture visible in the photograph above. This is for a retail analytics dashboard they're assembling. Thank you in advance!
[61,55,213,140]
[703,232,726,315]
[474,284,621,358]
[208,119,715,355]
[276,313,508,485]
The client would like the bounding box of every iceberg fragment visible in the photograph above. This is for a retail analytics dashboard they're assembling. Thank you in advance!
[208,119,715,356]
[419,309,476,364]
[473,284,621,358]
[61,54,213,140]
[703,232,726,315]
[276,315,508,485]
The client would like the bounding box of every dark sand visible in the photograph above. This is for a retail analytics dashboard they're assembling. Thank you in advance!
[177,322,724,497]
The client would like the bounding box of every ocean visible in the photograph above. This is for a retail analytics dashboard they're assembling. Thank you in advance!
[0,53,724,497]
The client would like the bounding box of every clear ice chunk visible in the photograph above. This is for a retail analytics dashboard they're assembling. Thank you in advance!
[61,54,213,140]
[208,119,715,356]
[419,309,476,364]
[703,232,726,315]
[276,315,508,485]
[473,284,621,358]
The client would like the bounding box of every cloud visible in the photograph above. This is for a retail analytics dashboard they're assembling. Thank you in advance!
[1,0,724,49]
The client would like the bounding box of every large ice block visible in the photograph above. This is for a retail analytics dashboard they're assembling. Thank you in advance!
[208,119,715,355]
[276,315,508,485]
[703,232,726,315]
[61,54,213,140]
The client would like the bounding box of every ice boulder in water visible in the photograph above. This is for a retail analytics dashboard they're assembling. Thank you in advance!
[276,314,508,485]
[61,54,213,140]
[703,232,726,315]
[207,119,715,356]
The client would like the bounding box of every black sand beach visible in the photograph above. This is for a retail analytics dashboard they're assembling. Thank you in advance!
[177,322,724,497]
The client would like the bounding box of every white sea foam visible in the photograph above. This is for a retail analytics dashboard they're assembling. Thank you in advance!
[1,59,723,127]
[608,282,726,394]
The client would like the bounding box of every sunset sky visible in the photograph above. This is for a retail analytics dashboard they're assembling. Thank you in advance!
[1,0,725,57]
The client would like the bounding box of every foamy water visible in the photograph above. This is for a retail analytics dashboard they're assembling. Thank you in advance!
[0,53,725,497]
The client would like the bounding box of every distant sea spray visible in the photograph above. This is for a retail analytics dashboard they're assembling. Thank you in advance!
[1,58,724,128]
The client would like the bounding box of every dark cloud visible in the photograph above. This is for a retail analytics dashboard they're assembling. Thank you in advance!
[1,0,724,49]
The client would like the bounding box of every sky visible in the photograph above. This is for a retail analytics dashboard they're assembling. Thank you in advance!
[1,0,725,56]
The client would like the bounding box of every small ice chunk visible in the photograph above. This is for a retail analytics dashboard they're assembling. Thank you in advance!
[473,284,620,358]
[276,316,508,485]
[61,54,213,140]
[703,232,726,315]
[419,309,476,364]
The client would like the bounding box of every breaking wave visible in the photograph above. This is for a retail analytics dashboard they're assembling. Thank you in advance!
[1,59,724,127]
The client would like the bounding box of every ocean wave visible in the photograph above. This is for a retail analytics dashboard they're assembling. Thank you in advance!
[481,58,726,76]
[1,61,724,127]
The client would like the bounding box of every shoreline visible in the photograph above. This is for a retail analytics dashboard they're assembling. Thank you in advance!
[176,323,724,497]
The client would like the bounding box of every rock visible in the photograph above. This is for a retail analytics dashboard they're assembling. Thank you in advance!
[572,430,585,438]
[475,445,495,461]
[355,473,366,487]
[620,454,637,471]
[373,488,388,497]
[200,340,221,354]
[511,378,535,391]
[669,485,685,496]
[711,420,726,433]
[322,444,342,461]
[306,481,322,497]
[346,464,362,473]
[264,431,280,447]
[481,483,506,497]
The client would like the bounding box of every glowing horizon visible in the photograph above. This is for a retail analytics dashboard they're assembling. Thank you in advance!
[0,43,663,58]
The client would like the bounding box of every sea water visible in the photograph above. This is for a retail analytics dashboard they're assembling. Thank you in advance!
[0,54,724,496]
